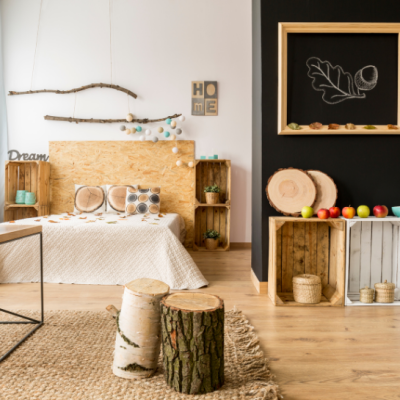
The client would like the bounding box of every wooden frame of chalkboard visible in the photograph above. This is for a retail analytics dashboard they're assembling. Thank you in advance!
[278,23,400,135]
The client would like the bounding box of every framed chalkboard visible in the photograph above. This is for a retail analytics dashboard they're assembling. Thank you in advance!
[278,23,400,135]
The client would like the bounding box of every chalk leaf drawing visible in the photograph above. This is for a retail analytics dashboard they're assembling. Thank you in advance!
[306,57,378,104]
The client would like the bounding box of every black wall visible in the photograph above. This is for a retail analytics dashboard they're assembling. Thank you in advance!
[252,0,400,281]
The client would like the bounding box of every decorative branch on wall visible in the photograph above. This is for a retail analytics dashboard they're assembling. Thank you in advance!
[43,113,182,124]
[9,83,138,99]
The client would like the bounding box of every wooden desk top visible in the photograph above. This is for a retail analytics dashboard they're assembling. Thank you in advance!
[0,225,42,244]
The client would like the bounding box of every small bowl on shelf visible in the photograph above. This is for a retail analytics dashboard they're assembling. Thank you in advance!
[392,206,400,217]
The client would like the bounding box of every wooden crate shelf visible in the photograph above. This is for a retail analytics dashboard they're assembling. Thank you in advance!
[345,217,400,306]
[268,217,346,307]
[193,160,231,251]
[4,161,50,222]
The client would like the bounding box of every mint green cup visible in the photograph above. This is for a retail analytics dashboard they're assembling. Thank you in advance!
[15,190,26,204]
[25,192,36,205]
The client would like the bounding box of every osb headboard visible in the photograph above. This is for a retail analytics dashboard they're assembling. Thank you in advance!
[49,141,195,247]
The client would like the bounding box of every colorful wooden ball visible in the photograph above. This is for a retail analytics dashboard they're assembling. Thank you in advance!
[172,147,178,154]
[175,128,182,135]
[158,127,164,133]
[188,161,194,168]
[176,160,183,167]
[164,131,170,138]
[166,118,172,125]
[126,113,134,122]
[120,125,126,131]
[171,125,176,130]
[179,115,185,122]
[145,129,151,136]
[152,136,159,143]
[131,127,136,134]
[170,134,176,140]
[171,120,177,128]
[136,126,142,132]
[125,129,131,135]
[140,135,145,141]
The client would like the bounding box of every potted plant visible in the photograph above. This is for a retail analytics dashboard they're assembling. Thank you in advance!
[203,229,221,250]
[204,184,220,204]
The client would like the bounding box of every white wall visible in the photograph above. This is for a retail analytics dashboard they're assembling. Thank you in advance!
[1,0,252,242]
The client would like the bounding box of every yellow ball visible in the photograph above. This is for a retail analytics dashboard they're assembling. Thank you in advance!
[158,127,164,133]
[131,127,136,134]
[170,134,176,140]
[126,113,134,122]
[176,160,183,167]
[171,120,177,128]
[125,129,131,135]
[188,161,194,168]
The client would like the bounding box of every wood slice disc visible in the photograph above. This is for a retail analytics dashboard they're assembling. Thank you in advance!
[107,185,129,212]
[307,170,337,213]
[266,168,317,216]
[75,186,105,213]
[162,292,223,312]
[125,278,170,296]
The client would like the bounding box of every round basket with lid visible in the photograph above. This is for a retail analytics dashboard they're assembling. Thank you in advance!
[374,280,395,303]
[293,274,321,304]
[359,286,374,303]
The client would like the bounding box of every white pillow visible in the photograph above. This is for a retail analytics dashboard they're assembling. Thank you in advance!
[125,186,161,215]
[106,184,138,213]
[74,184,107,214]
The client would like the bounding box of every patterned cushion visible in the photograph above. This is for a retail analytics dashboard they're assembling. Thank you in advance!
[74,185,107,214]
[106,185,138,212]
[125,187,161,214]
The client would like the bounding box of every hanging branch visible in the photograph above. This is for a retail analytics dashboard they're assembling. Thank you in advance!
[44,113,181,124]
[9,83,138,99]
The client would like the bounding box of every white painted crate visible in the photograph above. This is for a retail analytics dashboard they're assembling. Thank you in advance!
[345,217,400,306]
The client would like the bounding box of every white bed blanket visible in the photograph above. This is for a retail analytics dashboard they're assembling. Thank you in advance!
[0,213,208,289]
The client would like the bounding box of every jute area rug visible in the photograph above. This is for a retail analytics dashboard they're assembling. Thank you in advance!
[0,309,280,400]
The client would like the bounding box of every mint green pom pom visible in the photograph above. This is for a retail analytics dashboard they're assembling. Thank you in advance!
[166,118,172,125]
[164,131,170,138]
[136,126,142,132]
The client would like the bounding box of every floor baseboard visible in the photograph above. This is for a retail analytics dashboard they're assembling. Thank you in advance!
[250,269,268,294]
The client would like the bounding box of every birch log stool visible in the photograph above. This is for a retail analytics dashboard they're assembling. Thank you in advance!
[160,292,224,394]
[107,278,170,380]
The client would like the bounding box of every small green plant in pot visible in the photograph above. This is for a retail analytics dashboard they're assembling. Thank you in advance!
[204,184,220,204]
[203,229,221,250]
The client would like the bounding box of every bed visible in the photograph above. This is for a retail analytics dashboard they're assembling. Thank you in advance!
[0,141,208,289]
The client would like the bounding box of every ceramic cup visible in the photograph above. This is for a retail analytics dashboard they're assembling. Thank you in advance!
[25,192,36,205]
[15,190,26,204]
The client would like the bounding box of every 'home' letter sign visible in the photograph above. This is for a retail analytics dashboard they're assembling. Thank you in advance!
[191,81,218,116]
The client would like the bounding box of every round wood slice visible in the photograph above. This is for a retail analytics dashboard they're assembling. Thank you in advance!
[107,185,129,212]
[162,292,222,312]
[307,170,337,214]
[125,278,170,296]
[75,186,105,213]
[266,168,317,216]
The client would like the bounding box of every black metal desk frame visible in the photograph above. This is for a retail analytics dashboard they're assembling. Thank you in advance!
[0,231,44,362]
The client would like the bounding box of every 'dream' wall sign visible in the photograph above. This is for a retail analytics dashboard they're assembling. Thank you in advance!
[191,81,218,116]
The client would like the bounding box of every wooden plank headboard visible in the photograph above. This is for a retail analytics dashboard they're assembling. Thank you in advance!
[49,141,195,247]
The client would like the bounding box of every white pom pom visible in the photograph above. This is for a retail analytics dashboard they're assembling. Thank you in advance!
[188,161,194,168]
[145,129,151,136]
[176,160,183,167]
[126,113,134,122]
[172,147,178,154]
[179,115,185,122]
[140,135,145,141]
[152,136,159,143]
[170,134,176,140]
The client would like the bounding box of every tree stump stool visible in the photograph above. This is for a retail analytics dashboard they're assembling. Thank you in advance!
[160,292,224,394]
[110,278,170,380]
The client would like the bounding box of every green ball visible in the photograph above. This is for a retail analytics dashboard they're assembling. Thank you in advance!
[136,126,142,132]
[166,118,172,125]
[164,131,170,138]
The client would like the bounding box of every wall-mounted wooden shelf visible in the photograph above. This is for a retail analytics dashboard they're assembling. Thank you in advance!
[4,161,50,222]
[280,125,400,135]
[193,160,231,251]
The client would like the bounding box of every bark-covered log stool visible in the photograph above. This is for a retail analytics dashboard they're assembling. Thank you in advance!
[108,278,170,380]
[160,292,224,394]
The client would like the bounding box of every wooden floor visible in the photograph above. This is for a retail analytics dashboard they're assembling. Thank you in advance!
[1,248,400,400]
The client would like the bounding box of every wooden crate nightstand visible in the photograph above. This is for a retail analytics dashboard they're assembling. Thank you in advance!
[4,161,50,222]
[193,160,231,251]
[268,217,346,307]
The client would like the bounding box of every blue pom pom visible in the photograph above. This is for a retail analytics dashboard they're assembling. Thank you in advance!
[164,131,170,138]
[136,126,142,132]
[166,118,172,125]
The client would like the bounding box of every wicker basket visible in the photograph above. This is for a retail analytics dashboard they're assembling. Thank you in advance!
[293,274,321,304]
[374,280,395,303]
[359,286,374,303]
